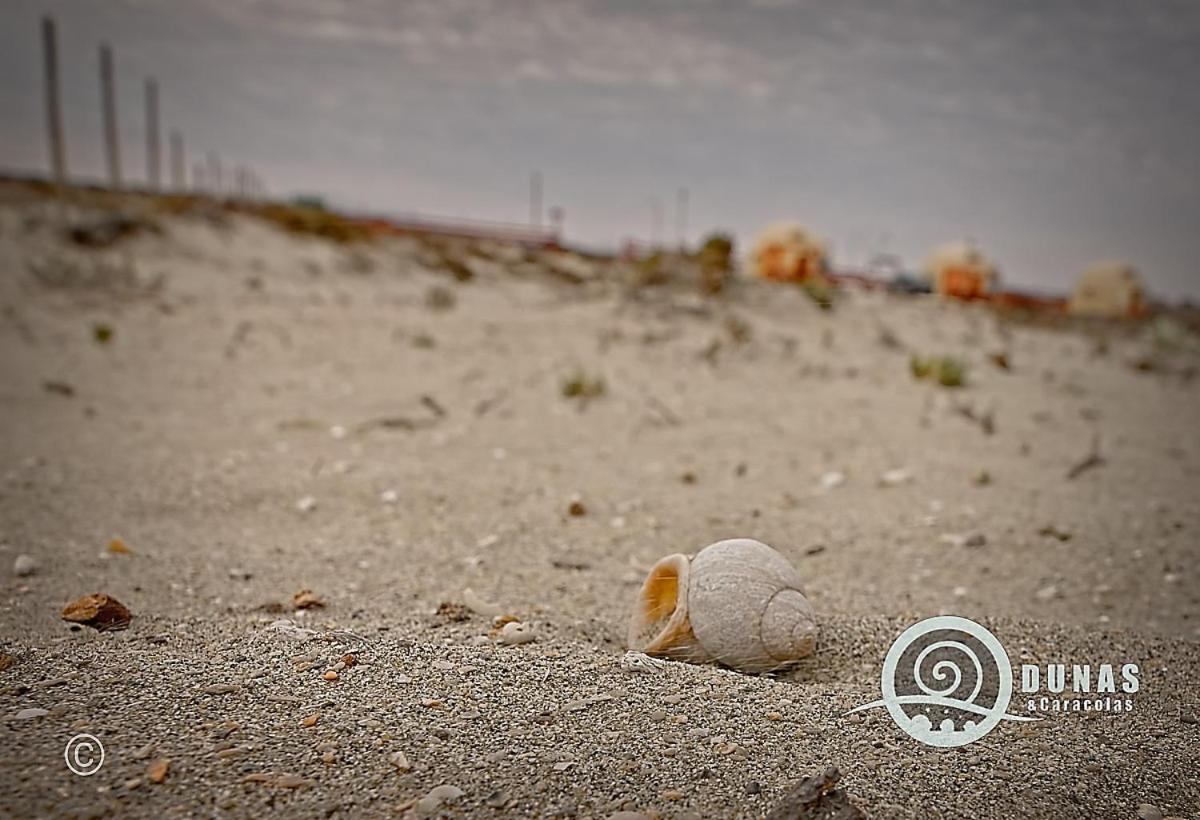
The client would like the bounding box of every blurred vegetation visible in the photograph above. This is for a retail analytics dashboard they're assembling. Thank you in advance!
[802,279,836,311]
[911,354,968,387]
[253,202,372,244]
[698,232,734,295]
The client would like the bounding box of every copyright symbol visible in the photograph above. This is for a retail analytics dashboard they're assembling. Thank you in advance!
[64,734,104,776]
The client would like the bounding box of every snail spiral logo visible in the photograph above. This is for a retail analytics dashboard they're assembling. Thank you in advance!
[848,616,1038,747]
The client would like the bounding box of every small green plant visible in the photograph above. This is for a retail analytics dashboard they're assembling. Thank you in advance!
[910,354,968,387]
[561,370,606,406]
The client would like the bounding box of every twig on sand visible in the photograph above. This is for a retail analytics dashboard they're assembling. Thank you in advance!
[1066,434,1105,480]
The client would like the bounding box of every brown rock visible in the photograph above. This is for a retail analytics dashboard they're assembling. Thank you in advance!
[146,758,170,784]
[61,594,132,631]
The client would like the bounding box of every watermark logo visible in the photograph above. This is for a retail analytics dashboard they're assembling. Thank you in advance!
[847,615,1038,747]
[64,734,104,776]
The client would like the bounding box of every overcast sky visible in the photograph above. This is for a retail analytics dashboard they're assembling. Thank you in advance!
[3,0,1199,299]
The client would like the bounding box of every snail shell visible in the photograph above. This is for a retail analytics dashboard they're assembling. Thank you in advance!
[627,538,817,674]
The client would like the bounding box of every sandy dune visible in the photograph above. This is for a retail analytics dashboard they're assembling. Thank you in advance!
[0,183,1197,818]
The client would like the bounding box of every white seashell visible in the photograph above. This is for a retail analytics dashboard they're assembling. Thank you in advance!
[627,538,817,674]
[496,621,535,645]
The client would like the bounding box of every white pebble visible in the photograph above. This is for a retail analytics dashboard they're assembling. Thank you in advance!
[13,554,37,577]
[879,467,913,487]
[380,489,399,505]
[15,708,48,720]
[295,496,317,513]
[819,471,846,490]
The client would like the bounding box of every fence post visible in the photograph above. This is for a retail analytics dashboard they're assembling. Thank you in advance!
[145,78,160,189]
[99,43,121,189]
[41,16,67,184]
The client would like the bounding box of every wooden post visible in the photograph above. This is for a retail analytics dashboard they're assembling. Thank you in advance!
[144,78,160,190]
[99,43,121,189]
[168,130,185,190]
[41,16,67,184]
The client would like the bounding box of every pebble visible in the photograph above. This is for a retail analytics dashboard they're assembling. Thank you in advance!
[322,670,339,681]
[389,750,411,772]
[146,758,170,784]
[417,784,464,814]
[202,684,239,695]
[14,708,48,720]
[295,496,317,513]
[879,467,913,487]
[1137,805,1164,820]
[1035,584,1060,601]
[819,471,846,490]
[13,554,37,577]
[745,781,762,795]
[380,489,399,505]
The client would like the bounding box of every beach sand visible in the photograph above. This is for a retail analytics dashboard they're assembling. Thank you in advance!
[0,182,1197,818]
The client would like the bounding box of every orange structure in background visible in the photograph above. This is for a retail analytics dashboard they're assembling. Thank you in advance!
[750,222,830,283]
[923,241,998,300]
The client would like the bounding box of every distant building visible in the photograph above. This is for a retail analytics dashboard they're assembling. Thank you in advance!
[750,221,829,283]
[1069,261,1145,317]
[923,241,998,300]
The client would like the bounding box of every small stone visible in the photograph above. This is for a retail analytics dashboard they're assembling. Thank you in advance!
[389,750,411,772]
[745,781,762,795]
[819,471,846,490]
[202,684,239,695]
[417,784,464,814]
[274,775,313,789]
[146,758,170,784]
[765,711,783,722]
[879,467,912,487]
[14,708,48,720]
[963,533,987,547]
[13,555,37,577]
[123,777,142,791]
[380,489,399,505]
[567,498,587,517]
[106,537,133,554]
[661,789,684,801]
[295,496,317,513]
[1035,584,1060,601]
[1137,805,1164,820]
[60,593,132,631]
[301,714,320,728]
[496,621,535,645]
[323,670,339,681]
[292,588,325,609]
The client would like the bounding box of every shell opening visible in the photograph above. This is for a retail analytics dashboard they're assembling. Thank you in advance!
[627,554,692,654]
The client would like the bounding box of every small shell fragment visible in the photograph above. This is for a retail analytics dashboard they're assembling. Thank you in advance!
[495,621,535,645]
